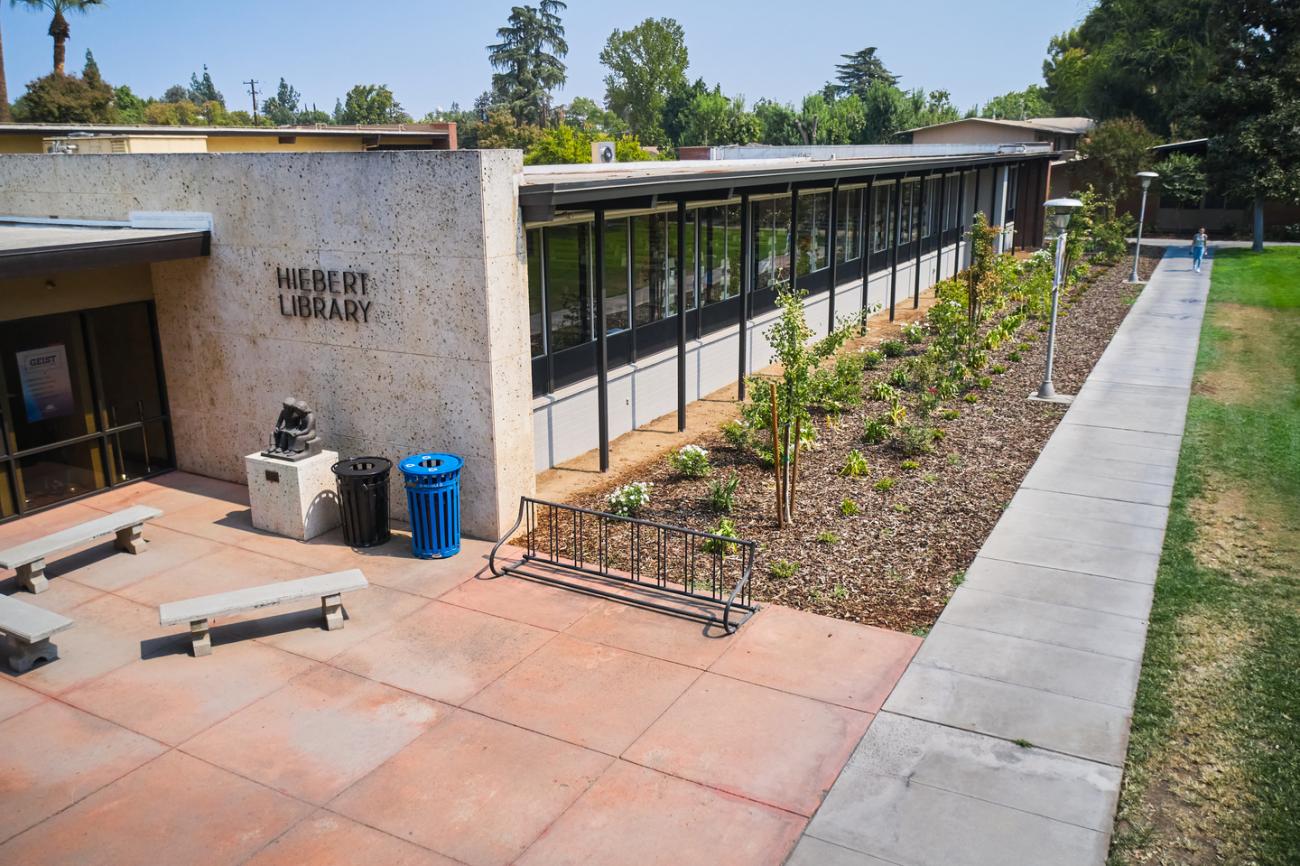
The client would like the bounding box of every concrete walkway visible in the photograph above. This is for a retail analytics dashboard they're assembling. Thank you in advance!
[788,245,1212,866]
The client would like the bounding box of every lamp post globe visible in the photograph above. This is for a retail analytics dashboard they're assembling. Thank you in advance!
[1033,198,1082,402]
[1131,171,1160,282]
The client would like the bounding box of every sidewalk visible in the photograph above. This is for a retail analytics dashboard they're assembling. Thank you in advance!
[787,246,1211,866]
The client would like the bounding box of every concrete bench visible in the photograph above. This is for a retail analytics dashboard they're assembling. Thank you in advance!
[0,505,162,594]
[159,569,368,657]
[0,594,75,673]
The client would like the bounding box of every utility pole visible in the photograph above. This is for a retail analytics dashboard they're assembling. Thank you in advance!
[244,79,261,123]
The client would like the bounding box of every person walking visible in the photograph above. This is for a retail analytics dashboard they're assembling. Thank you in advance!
[1192,226,1208,272]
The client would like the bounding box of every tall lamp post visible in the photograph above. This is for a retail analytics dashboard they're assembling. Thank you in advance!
[1129,171,1159,283]
[1030,198,1082,404]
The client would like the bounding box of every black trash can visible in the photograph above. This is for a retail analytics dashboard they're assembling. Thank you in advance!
[331,456,392,548]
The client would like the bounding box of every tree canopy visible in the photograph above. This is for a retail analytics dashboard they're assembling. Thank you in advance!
[829,48,898,100]
[599,17,689,146]
[487,1,568,126]
[334,83,411,125]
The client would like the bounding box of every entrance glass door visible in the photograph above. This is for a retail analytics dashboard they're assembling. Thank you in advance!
[0,301,173,519]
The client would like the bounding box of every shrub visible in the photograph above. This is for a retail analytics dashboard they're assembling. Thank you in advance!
[706,473,740,513]
[891,502,912,514]
[887,367,910,389]
[990,364,1007,375]
[861,349,884,369]
[721,420,748,449]
[963,392,980,403]
[863,417,890,444]
[880,339,907,358]
[810,354,865,415]
[901,459,920,471]
[893,424,937,457]
[841,449,870,478]
[769,559,799,579]
[667,444,711,478]
[1008,350,1023,362]
[940,408,961,420]
[976,375,993,390]
[916,391,940,419]
[887,401,908,426]
[839,496,861,516]
[816,531,839,544]
[869,381,899,402]
[873,476,895,492]
[935,378,959,400]
[901,322,925,345]
[700,518,740,556]
[608,481,652,516]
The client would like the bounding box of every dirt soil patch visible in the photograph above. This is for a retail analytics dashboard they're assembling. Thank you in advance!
[543,250,1163,633]
[1196,303,1292,405]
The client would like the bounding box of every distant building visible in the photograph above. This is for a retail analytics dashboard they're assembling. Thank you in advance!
[904,117,1094,154]
[0,122,457,154]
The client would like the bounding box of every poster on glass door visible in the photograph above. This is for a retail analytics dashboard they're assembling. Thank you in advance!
[16,344,75,422]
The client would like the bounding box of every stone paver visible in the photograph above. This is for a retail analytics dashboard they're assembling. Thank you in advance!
[796,246,1209,864]
[1,470,921,865]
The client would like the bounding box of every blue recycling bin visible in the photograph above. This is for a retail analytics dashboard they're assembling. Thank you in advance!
[399,452,463,559]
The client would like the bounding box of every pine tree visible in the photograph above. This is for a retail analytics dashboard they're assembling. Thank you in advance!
[487,1,567,126]
[187,64,224,107]
[830,48,899,100]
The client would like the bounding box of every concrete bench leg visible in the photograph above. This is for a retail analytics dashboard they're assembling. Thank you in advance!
[322,594,344,631]
[189,619,212,657]
[16,559,48,594]
[115,523,145,555]
[5,634,58,674]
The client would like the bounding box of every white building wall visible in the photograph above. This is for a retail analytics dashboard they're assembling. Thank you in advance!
[533,240,959,470]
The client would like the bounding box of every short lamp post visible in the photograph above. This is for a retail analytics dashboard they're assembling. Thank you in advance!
[1031,198,1082,404]
[1130,171,1159,283]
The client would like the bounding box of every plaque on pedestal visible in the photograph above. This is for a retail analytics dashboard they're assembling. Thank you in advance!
[244,449,341,541]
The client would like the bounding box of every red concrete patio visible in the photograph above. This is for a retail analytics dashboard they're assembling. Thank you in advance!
[0,472,920,866]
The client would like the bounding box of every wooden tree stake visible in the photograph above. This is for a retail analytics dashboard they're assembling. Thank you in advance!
[769,382,783,528]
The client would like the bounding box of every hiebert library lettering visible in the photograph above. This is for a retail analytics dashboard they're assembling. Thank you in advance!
[276,266,373,322]
[0,146,1052,537]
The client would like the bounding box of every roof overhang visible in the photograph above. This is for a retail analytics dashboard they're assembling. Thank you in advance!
[0,214,212,279]
[519,150,1056,223]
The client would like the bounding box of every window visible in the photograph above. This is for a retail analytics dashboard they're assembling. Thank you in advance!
[527,230,544,356]
[795,190,831,277]
[921,177,940,239]
[604,218,630,333]
[899,181,920,244]
[632,212,670,325]
[752,196,792,292]
[836,187,864,265]
[699,203,742,305]
[944,176,960,232]
[544,223,593,351]
[667,208,697,313]
[870,183,894,254]
[1005,166,1019,220]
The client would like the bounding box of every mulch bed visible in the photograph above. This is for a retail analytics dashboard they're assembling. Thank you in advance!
[550,249,1164,634]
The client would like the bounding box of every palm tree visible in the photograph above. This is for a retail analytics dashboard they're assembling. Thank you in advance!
[12,0,104,75]
[0,14,11,120]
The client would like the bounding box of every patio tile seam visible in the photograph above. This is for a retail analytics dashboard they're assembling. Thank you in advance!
[308,806,478,866]
[1006,488,1174,525]
[978,554,1158,587]
[616,750,834,819]
[881,704,1127,769]
[1026,453,1180,483]
[1057,417,1186,438]
[987,520,1166,556]
[983,520,1168,558]
[831,750,1120,836]
[951,584,1151,626]
[1050,422,1184,449]
[1018,480,1174,508]
[790,834,910,866]
[930,616,1148,662]
[904,656,1138,712]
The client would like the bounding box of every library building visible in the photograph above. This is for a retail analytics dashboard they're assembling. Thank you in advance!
[0,142,1053,538]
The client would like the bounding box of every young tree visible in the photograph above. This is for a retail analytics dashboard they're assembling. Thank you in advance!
[187,65,224,106]
[1197,0,1299,250]
[261,78,302,126]
[335,84,411,125]
[599,17,689,146]
[1077,117,1159,210]
[829,47,898,100]
[12,0,103,75]
[487,1,567,127]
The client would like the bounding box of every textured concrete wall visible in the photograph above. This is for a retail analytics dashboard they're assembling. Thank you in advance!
[0,151,534,539]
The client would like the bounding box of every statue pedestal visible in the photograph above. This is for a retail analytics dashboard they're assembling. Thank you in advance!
[244,450,341,541]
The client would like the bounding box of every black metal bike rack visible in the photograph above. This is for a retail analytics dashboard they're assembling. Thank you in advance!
[489,497,759,633]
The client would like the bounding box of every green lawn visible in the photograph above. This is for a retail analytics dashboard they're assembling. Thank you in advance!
[1110,247,1300,865]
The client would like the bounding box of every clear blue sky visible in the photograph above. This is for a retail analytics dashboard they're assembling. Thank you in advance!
[1,0,1089,119]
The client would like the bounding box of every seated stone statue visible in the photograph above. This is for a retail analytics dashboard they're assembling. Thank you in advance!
[262,397,323,461]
